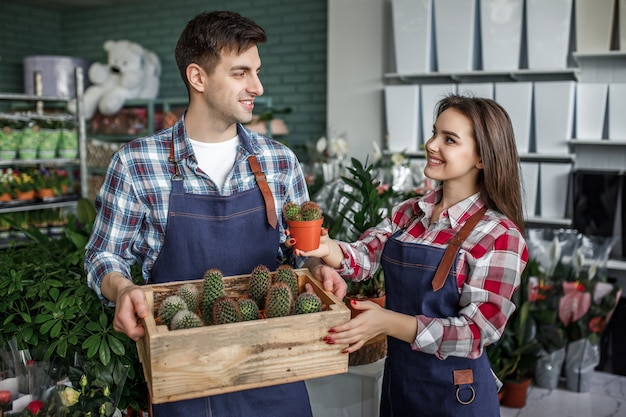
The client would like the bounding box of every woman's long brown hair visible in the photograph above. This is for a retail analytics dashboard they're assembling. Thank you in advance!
[434,94,525,234]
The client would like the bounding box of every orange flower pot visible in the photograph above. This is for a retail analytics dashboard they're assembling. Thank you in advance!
[37,188,55,199]
[0,193,12,202]
[286,218,324,251]
[16,190,36,200]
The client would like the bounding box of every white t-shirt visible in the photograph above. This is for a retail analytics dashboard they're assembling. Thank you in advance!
[189,135,239,190]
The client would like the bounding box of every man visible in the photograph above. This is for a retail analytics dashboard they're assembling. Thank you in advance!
[85,10,346,416]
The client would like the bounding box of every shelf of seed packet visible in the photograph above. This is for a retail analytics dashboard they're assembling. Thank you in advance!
[0,68,87,248]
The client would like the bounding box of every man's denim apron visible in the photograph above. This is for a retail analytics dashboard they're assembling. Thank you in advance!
[379,208,499,416]
[150,135,312,417]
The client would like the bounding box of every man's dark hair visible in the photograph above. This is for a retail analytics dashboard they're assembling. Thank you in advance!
[175,11,267,89]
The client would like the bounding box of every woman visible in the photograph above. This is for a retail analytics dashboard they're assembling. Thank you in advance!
[296,94,529,416]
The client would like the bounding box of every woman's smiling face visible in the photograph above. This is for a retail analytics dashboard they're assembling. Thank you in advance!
[423,108,483,187]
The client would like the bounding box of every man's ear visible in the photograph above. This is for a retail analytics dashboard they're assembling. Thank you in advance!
[186,63,206,93]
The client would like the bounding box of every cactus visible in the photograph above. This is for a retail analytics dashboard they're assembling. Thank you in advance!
[295,292,322,314]
[265,282,294,318]
[238,297,259,321]
[177,283,200,312]
[212,296,243,324]
[248,264,272,310]
[274,265,298,299]
[157,295,188,326]
[282,201,302,221]
[300,201,323,221]
[169,310,203,330]
[201,268,225,325]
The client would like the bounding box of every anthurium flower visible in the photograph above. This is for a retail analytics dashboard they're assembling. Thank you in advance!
[558,282,591,326]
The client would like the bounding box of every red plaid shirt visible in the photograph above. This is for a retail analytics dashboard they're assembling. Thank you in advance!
[336,189,528,359]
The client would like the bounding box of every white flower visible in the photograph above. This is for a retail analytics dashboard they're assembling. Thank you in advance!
[372,141,382,163]
[328,136,348,157]
[390,152,405,167]
[316,136,328,154]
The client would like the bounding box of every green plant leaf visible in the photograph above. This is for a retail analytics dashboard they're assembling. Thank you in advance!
[108,334,126,356]
[99,339,112,366]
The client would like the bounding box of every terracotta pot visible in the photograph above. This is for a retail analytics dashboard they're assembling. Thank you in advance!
[16,190,36,200]
[0,192,12,202]
[345,294,386,319]
[286,218,323,251]
[501,377,532,408]
[36,188,55,199]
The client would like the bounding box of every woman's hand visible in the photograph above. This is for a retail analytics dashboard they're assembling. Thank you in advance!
[324,300,388,353]
[324,301,419,354]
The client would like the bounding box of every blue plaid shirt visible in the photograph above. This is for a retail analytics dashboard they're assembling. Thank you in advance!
[85,116,309,303]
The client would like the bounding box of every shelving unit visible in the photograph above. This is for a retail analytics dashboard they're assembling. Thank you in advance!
[0,67,87,247]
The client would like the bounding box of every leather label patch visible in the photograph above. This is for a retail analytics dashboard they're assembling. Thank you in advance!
[453,369,474,385]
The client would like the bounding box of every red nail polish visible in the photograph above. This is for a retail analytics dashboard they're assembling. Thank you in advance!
[289,239,296,245]
[351,299,357,305]
[342,349,350,354]
[328,328,336,333]
[326,338,335,345]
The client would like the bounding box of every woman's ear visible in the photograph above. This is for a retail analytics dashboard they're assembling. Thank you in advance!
[476,159,484,169]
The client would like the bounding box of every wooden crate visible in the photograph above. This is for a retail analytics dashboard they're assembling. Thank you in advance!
[136,268,350,404]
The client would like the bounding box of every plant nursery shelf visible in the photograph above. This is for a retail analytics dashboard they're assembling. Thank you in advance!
[383,68,579,84]
[0,196,79,214]
[0,157,79,167]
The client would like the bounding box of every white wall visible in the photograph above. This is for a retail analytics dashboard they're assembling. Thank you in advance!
[327,0,387,163]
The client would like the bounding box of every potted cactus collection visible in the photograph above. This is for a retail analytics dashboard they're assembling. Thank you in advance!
[283,200,324,251]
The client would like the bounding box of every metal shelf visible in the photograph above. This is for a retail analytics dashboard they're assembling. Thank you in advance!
[0,158,79,167]
[0,197,79,214]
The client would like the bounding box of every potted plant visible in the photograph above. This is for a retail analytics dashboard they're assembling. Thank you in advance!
[283,200,324,251]
[486,264,542,408]
[11,169,37,200]
[0,198,148,414]
[320,157,403,365]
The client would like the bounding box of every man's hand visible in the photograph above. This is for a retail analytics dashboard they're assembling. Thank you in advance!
[306,261,347,300]
[102,272,150,341]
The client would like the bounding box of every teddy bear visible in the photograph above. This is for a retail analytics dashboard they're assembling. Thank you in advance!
[78,40,161,119]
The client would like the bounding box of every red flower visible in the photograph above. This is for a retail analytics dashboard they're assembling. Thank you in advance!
[0,390,11,404]
[26,400,45,415]
[589,316,605,333]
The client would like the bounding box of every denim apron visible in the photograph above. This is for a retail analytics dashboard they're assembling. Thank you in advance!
[379,208,499,417]
[150,134,312,417]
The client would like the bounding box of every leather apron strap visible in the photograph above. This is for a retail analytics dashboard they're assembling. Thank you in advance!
[431,206,487,292]
[248,154,278,229]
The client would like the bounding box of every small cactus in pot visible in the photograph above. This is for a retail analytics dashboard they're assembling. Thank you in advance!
[283,200,324,251]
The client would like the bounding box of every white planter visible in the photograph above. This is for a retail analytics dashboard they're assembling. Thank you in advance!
[457,82,494,99]
[534,81,576,154]
[575,0,615,53]
[526,0,573,69]
[608,83,626,139]
[575,83,608,139]
[433,0,477,72]
[420,84,457,144]
[520,162,539,218]
[479,0,523,71]
[494,82,533,154]
[384,85,420,152]
[621,0,626,51]
[391,0,434,74]
[539,163,571,218]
